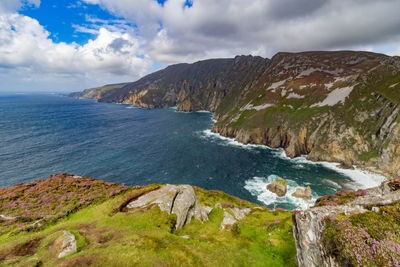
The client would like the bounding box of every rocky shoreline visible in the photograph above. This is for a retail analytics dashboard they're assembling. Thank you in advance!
[70,51,400,180]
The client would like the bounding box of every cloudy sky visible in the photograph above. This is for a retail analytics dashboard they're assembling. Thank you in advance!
[1,0,400,92]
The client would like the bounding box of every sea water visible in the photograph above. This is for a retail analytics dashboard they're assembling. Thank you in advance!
[0,93,385,209]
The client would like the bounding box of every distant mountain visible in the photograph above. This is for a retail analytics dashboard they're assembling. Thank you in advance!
[68,83,128,99]
[69,51,400,178]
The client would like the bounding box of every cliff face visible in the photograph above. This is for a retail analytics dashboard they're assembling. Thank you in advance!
[293,179,400,266]
[69,51,400,178]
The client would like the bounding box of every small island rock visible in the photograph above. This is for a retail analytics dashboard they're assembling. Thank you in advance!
[292,186,312,200]
[266,178,287,197]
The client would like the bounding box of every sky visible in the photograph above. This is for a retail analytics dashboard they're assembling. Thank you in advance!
[1,0,400,92]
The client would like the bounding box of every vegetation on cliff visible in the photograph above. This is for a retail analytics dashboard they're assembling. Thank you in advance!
[322,201,400,266]
[293,178,400,267]
[0,174,296,266]
[69,51,400,178]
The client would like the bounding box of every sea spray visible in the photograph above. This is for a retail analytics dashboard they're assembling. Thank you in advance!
[244,175,317,210]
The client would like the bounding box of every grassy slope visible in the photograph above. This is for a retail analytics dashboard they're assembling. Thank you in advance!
[0,183,296,267]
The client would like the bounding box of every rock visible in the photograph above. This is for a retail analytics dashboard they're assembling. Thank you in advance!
[266,178,287,197]
[220,212,237,230]
[231,207,251,220]
[292,180,400,267]
[58,230,77,258]
[0,214,16,221]
[291,186,312,200]
[127,184,211,229]
[219,207,251,230]
[372,207,380,213]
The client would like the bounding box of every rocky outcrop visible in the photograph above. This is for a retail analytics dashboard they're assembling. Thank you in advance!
[292,186,312,200]
[58,230,77,258]
[219,207,251,230]
[266,177,287,197]
[292,180,400,267]
[220,212,237,230]
[127,184,211,229]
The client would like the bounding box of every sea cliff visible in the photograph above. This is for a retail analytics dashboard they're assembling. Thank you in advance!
[69,51,400,179]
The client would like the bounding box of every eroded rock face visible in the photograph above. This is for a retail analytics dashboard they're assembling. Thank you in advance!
[58,230,77,258]
[266,178,287,197]
[127,184,211,229]
[292,186,312,200]
[293,180,400,267]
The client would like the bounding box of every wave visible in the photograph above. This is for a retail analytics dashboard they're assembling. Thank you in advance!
[244,175,317,210]
[200,129,271,150]
[289,155,385,189]
[200,127,386,190]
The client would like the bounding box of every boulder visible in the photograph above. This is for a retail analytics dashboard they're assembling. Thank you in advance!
[292,186,312,200]
[58,230,77,258]
[127,184,211,229]
[266,177,287,197]
[220,212,237,230]
[231,207,251,220]
[219,207,252,230]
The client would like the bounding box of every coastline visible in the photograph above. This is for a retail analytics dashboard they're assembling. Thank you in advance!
[201,128,387,190]
[73,96,389,188]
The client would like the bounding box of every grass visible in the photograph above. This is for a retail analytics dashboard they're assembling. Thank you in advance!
[0,178,297,266]
[359,150,379,162]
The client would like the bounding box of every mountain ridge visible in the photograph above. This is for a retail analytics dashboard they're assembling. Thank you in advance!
[69,50,400,179]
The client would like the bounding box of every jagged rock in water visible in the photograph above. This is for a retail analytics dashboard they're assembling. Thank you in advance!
[266,177,287,197]
[292,186,312,200]
[292,180,400,267]
[126,184,211,229]
[58,230,77,258]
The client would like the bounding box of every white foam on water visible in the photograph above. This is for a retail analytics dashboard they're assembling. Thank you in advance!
[244,175,317,210]
[201,125,387,191]
[200,129,270,150]
[288,155,385,189]
[196,110,212,113]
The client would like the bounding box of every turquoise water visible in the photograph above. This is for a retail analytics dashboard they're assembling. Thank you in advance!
[0,93,384,209]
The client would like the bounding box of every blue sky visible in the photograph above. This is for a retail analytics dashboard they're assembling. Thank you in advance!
[20,0,126,45]
[0,0,400,92]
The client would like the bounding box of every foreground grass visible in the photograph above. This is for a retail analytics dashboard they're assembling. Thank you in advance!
[0,183,296,266]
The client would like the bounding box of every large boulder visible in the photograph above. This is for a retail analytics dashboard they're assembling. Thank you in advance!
[58,230,77,258]
[266,177,287,197]
[292,186,312,200]
[127,184,211,229]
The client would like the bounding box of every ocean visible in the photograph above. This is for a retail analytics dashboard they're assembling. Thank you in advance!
[0,93,385,209]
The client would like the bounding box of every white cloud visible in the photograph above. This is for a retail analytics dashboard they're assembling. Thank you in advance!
[389,47,400,57]
[83,0,400,64]
[0,0,40,13]
[0,10,151,91]
[2,0,400,92]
